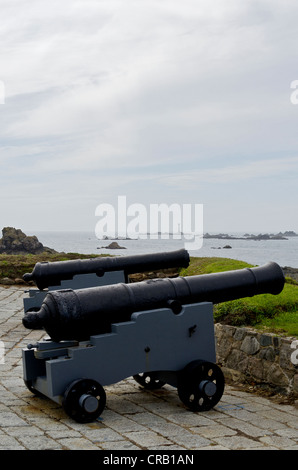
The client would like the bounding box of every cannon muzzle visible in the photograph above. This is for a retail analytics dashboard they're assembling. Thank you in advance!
[23,249,190,290]
[23,261,285,342]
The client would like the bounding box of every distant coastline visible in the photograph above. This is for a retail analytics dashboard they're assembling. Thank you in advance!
[203,231,298,241]
[97,231,298,241]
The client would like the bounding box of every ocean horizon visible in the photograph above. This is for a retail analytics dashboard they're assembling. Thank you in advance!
[26,230,298,269]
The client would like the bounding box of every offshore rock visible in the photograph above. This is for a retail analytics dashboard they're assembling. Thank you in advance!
[0,227,56,255]
[103,241,126,250]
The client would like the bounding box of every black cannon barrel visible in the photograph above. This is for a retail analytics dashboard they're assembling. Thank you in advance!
[22,262,285,342]
[22,249,190,290]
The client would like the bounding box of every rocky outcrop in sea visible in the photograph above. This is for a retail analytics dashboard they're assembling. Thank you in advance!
[203,231,297,241]
[0,227,56,255]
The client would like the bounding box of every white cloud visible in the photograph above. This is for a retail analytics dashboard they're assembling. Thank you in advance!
[158,156,298,188]
[0,0,298,231]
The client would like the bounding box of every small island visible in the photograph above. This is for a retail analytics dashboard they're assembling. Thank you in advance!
[98,241,127,250]
[203,231,297,241]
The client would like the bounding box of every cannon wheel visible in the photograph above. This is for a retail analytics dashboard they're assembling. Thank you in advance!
[62,378,106,423]
[133,373,166,390]
[177,360,225,412]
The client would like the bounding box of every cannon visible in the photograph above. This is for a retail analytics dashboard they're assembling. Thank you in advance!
[22,249,190,312]
[23,262,284,342]
[22,262,285,423]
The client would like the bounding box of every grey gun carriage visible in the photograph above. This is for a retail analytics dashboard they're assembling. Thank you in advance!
[22,249,190,312]
[22,261,285,423]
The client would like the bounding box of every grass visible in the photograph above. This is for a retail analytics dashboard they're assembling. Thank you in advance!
[179,256,254,276]
[0,252,105,280]
[180,257,298,338]
[1,253,297,337]
[254,311,298,337]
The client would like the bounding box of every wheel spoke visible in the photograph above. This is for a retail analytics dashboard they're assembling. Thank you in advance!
[133,372,165,390]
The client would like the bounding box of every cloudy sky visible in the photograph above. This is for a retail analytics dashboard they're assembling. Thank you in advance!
[0,0,298,234]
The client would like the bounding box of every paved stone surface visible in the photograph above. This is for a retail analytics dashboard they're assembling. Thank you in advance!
[0,285,298,451]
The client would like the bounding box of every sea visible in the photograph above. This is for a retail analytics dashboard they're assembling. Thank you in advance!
[27,231,298,269]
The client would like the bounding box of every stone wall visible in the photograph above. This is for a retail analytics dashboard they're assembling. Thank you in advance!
[215,323,298,398]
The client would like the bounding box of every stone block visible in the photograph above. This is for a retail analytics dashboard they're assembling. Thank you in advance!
[234,328,247,341]
[267,364,289,388]
[226,349,248,373]
[259,346,276,362]
[216,336,233,361]
[259,334,273,347]
[247,358,264,380]
[240,336,260,355]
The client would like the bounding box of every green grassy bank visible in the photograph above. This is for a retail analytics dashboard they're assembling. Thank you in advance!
[181,257,298,338]
[1,253,297,338]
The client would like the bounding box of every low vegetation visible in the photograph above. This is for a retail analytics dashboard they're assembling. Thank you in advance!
[180,257,298,338]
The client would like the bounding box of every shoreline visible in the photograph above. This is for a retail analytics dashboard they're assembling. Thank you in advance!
[281,266,298,282]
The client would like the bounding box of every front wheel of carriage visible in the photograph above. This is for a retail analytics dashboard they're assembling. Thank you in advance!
[62,378,106,423]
